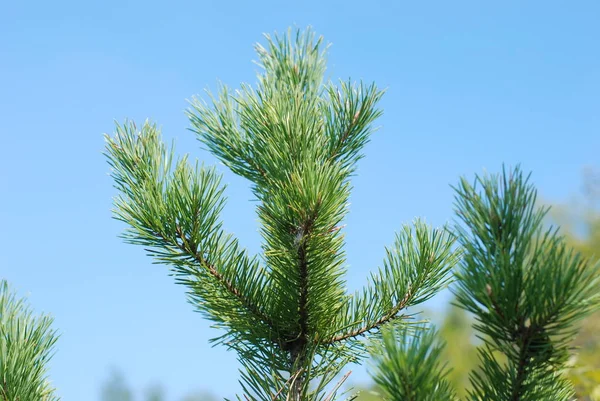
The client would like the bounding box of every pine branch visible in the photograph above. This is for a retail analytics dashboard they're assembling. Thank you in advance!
[0,280,60,401]
[327,110,359,164]
[369,324,458,401]
[327,288,412,343]
[105,122,279,346]
[187,88,270,187]
[508,324,534,401]
[172,225,277,332]
[286,208,321,400]
[324,81,384,173]
[327,221,459,348]
[453,165,600,401]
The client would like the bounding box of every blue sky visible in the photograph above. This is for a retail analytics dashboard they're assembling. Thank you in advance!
[1,1,599,400]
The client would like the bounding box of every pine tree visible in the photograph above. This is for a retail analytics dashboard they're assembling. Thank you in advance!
[0,280,59,401]
[104,28,460,401]
[369,324,457,401]
[370,166,600,401]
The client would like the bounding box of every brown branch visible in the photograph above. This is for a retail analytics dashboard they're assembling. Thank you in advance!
[323,371,352,401]
[298,240,309,341]
[271,369,305,401]
[288,233,310,399]
[509,325,532,401]
[172,226,277,332]
[327,288,413,343]
[287,208,321,401]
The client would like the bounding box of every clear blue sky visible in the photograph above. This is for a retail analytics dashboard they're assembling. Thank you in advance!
[1,1,599,400]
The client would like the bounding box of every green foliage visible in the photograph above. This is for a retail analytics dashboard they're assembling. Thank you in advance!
[354,306,478,401]
[368,167,600,401]
[104,27,460,401]
[0,280,59,401]
[548,168,600,400]
[101,370,134,401]
[436,305,478,397]
[369,166,600,401]
[369,325,457,401]
[145,385,166,401]
[100,369,216,401]
[452,166,600,401]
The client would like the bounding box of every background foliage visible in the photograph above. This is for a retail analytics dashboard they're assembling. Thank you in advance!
[355,167,600,401]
